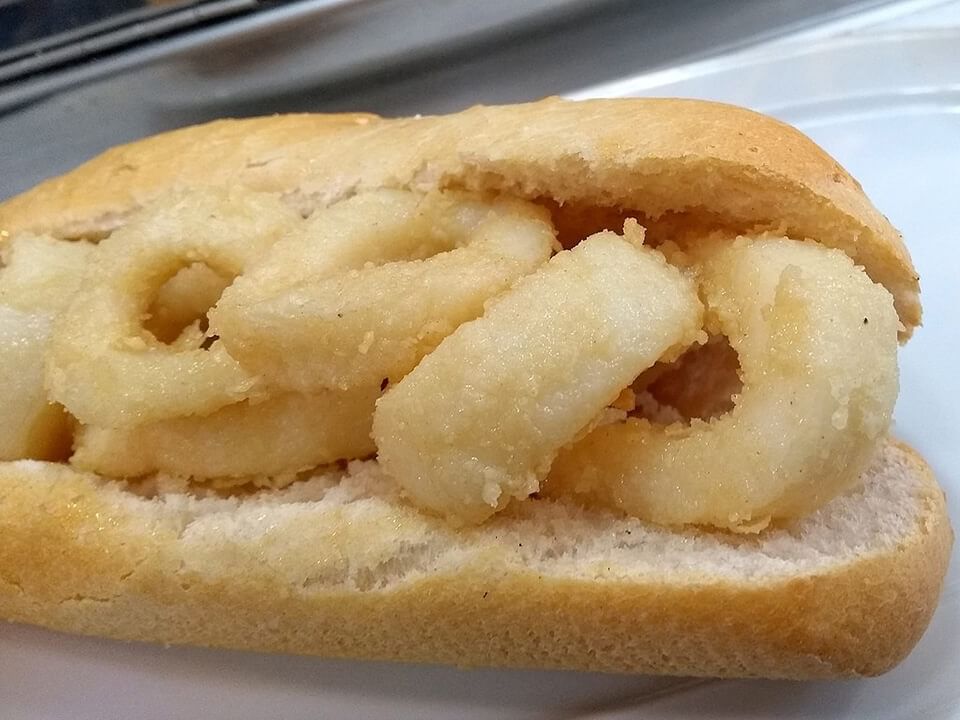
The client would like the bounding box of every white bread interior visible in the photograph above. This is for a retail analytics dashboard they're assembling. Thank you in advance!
[0,439,950,678]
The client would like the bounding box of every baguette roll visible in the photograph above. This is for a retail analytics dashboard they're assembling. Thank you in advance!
[0,98,950,678]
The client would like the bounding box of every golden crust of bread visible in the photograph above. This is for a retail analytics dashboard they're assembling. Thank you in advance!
[0,98,920,334]
[0,98,945,678]
[0,440,950,678]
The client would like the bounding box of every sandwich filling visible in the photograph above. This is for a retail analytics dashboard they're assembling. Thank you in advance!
[0,187,899,532]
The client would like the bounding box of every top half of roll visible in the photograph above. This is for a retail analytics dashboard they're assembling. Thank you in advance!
[0,97,920,336]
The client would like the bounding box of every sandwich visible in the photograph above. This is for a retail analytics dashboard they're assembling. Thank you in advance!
[0,97,951,678]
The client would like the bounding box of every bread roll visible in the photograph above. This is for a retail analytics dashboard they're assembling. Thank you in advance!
[0,99,949,677]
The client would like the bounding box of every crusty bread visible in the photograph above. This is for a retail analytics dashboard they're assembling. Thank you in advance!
[0,439,950,678]
[0,98,920,334]
[0,99,950,677]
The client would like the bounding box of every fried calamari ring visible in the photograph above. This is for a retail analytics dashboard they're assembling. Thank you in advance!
[0,235,95,460]
[0,234,96,313]
[217,190,484,302]
[211,190,556,392]
[373,228,704,524]
[46,189,301,427]
[144,262,232,344]
[71,386,380,479]
[547,236,899,531]
[0,306,72,460]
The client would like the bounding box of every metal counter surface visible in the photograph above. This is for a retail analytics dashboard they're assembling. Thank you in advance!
[0,0,924,201]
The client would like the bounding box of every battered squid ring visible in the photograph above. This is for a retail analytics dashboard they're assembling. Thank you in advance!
[144,262,232,344]
[46,188,301,427]
[373,228,704,524]
[70,385,380,479]
[0,235,96,461]
[211,189,556,392]
[547,236,900,531]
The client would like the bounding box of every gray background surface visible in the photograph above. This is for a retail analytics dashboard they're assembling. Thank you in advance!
[0,0,901,201]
